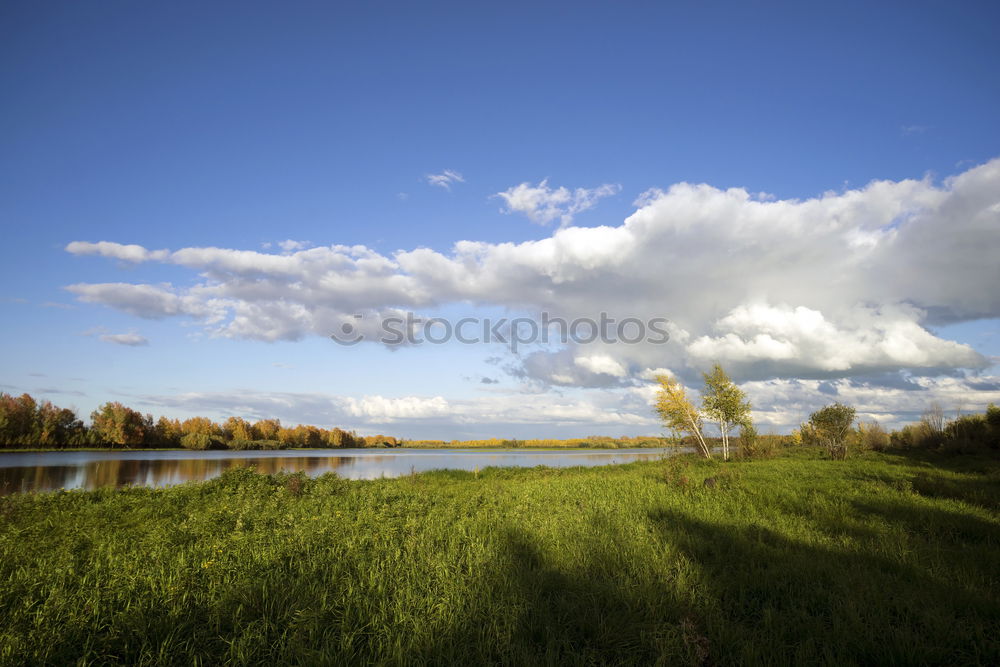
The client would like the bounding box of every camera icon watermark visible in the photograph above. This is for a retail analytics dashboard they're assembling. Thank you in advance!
[331,312,670,352]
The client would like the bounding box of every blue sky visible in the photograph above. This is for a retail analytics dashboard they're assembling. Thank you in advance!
[2,1,999,438]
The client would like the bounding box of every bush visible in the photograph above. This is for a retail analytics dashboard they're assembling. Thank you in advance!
[180,433,212,450]
[856,421,890,452]
[986,403,1000,428]
[888,405,1000,453]
[808,403,856,460]
[942,414,992,453]
[226,438,287,451]
[736,424,778,460]
[256,439,284,450]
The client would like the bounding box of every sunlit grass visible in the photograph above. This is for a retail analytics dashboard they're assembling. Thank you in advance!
[1,448,997,665]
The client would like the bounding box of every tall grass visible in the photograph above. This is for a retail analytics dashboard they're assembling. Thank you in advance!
[0,448,997,665]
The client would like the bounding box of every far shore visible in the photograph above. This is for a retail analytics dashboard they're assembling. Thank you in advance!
[0,443,686,454]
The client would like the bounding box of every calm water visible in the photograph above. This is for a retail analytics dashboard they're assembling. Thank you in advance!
[0,448,686,494]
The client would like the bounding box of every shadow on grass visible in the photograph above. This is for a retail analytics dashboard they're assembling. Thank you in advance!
[645,507,1000,665]
[880,447,1000,476]
[847,449,1000,510]
[411,519,703,665]
[416,496,1000,665]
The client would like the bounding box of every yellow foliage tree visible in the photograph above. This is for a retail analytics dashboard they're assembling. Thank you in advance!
[654,374,711,458]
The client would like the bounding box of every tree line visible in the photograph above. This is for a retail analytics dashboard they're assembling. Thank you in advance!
[3,385,998,455]
[654,365,1000,459]
[0,393,399,449]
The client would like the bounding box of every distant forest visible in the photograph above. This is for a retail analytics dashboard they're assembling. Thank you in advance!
[0,392,668,451]
[1,391,997,455]
[0,392,393,449]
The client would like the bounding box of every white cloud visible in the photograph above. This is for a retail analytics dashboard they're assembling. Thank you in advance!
[741,374,1000,432]
[342,395,450,421]
[81,326,149,347]
[66,282,227,321]
[66,241,169,263]
[494,180,621,226]
[425,169,465,190]
[63,160,1000,422]
[574,354,628,377]
[130,388,659,438]
[100,332,149,347]
[687,303,983,377]
[278,240,311,252]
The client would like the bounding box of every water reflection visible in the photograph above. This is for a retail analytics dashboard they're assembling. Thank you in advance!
[0,448,684,494]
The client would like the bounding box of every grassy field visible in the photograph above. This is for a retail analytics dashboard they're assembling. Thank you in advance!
[1,448,998,665]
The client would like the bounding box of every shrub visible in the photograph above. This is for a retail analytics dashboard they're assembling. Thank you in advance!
[737,425,778,460]
[808,403,856,460]
[943,414,992,453]
[180,433,212,450]
[256,439,284,450]
[856,421,890,452]
[225,438,287,451]
[284,471,307,496]
[986,403,1000,428]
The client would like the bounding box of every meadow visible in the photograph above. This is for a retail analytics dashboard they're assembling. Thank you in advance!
[1,447,998,665]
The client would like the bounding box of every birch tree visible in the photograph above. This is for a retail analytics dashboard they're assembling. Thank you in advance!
[701,363,750,461]
[654,374,712,458]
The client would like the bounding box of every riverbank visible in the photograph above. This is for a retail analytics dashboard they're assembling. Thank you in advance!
[0,435,678,453]
[0,447,680,494]
[1,448,997,664]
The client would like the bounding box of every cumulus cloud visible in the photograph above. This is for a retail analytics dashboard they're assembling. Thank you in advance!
[687,303,984,378]
[574,354,629,378]
[494,180,621,226]
[64,160,1000,413]
[425,169,465,190]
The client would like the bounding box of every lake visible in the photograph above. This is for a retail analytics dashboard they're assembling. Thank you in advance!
[0,447,687,494]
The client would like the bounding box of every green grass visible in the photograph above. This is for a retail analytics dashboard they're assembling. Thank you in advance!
[1,448,998,665]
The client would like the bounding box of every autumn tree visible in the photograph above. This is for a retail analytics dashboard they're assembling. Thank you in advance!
[181,417,216,436]
[223,416,256,442]
[856,420,890,451]
[0,393,39,445]
[37,401,86,447]
[808,402,856,459]
[180,433,213,450]
[154,417,183,447]
[90,402,152,447]
[293,425,324,448]
[254,418,281,441]
[701,363,750,461]
[654,374,711,458]
[276,427,298,447]
[325,427,354,447]
[364,434,399,447]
